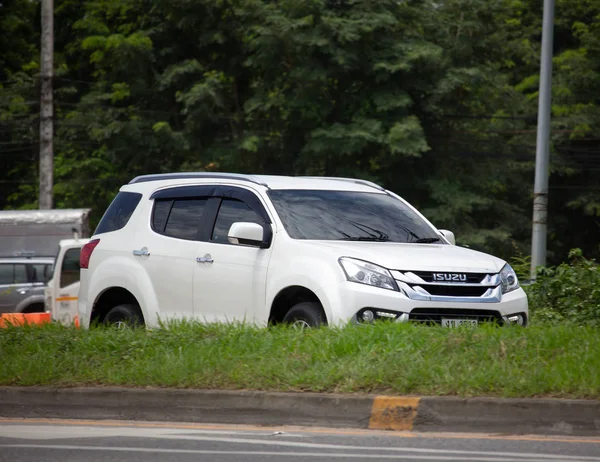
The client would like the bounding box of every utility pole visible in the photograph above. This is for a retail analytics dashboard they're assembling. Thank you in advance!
[530,0,555,280]
[39,0,54,209]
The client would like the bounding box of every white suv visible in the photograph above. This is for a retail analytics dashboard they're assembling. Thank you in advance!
[78,173,528,329]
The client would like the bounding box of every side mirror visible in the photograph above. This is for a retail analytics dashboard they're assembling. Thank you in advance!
[439,229,456,245]
[228,222,267,247]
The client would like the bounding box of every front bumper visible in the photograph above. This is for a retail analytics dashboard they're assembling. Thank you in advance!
[318,281,529,326]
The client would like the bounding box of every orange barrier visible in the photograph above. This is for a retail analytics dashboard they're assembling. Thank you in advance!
[0,312,52,328]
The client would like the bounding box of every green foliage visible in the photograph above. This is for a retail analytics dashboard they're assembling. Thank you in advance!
[1,321,599,398]
[526,249,600,326]
[509,251,531,281]
[1,0,599,259]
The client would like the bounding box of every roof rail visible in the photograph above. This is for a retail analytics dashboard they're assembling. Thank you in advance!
[128,172,269,187]
[300,176,386,191]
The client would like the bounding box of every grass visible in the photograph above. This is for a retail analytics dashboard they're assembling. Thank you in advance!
[0,321,599,399]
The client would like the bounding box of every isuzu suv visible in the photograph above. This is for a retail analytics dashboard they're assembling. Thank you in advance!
[78,173,528,329]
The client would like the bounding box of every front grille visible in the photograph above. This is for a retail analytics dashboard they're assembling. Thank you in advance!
[410,271,488,283]
[419,285,489,297]
[394,270,500,300]
[409,308,503,324]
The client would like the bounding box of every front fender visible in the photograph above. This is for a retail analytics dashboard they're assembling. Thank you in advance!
[265,255,345,324]
[88,255,159,327]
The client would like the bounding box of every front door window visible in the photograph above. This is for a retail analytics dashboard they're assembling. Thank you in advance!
[211,199,265,244]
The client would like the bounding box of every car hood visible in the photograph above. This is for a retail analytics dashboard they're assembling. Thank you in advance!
[306,241,506,274]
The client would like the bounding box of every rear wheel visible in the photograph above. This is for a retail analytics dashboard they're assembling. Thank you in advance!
[21,303,45,314]
[104,304,144,329]
[282,302,326,329]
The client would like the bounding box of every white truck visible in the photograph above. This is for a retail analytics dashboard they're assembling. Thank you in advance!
[0,209,91,325]
[45,237,90,326]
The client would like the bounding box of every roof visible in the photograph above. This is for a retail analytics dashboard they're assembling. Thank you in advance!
[57,238,91,247]
[125,173,386,194]
[0,257,55,265]
[0,209,91,225]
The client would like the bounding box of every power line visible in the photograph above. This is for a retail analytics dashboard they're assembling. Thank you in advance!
[0,145,36,153]
[439,113,539,121]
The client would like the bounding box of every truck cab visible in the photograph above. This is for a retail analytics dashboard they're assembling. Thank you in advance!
[45,238,90,326]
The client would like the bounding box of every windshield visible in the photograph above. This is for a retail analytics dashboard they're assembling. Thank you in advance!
[267,190,443,243]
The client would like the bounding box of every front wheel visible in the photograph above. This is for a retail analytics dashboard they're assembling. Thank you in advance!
[104,304,144,329]
[282,302,327,329]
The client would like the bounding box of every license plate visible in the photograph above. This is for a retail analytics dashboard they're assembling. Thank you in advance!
[441,318,478,328]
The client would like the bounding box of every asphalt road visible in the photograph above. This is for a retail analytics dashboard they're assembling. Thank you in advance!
[0,419,599,462]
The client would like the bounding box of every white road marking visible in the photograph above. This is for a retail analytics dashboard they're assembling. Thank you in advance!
[0,424,247,440]
[0,423,599,462]
[0,444,591,462]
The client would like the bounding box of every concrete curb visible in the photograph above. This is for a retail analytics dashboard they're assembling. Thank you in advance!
[0,387,599,436]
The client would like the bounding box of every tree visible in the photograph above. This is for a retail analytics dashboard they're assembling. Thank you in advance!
[0,0,598,262]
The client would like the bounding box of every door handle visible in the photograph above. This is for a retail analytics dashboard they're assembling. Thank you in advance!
[132,247,150,257]
[17,289,30,295]
[196,254,214,264]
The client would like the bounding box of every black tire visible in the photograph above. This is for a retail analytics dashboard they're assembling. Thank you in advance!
[104,304,144,329]
[282,302,327,328]
[21,304,45,314]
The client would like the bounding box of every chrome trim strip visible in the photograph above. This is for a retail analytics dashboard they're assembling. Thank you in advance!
[391,271,426,284]
[391,270,501,287]
[396,281,502,303]
[300,176,386,191]
[129,172,270,187]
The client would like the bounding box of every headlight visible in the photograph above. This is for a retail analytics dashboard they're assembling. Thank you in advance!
[499,264,519,294]
[338,257,398,291]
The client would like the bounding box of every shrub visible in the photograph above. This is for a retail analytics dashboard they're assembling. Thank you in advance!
[524,249,600,326]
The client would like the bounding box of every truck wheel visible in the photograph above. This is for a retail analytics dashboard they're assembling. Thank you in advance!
[104,304,144,329]
[21,303,45,313]
[282,302,327,329]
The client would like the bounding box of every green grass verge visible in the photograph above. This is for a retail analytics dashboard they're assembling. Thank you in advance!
[1,322,598,398]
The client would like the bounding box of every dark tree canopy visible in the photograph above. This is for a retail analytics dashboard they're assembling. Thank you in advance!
[1,0,599,263]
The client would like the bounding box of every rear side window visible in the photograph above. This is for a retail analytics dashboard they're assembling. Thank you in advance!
[31,263,53,284]
[153,198,208,241]
[95,191,142,235]
[152,200,172,233]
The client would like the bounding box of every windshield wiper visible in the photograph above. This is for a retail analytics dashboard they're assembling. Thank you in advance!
[346,220,389,241]
[340,236,389,242]
[413,237,441,244]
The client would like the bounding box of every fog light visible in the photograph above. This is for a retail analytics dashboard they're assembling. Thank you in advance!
[376,311,398,319]
[361,310,374,322]
[507,314,524,325]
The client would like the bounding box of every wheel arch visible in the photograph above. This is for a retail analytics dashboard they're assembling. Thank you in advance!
[91,287,142,325]
[15,295,46,313]
[268,285,327,325]
[85,255,159,327]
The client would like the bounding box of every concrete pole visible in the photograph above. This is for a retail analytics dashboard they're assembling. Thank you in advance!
[39,0,54,209]
[530,0,555,280]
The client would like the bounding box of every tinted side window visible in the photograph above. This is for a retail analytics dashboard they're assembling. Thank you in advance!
[13,264,27,284]
[45,264,54,283]
[152,200,173,233]
[94,191,142,235]
[31,263,53,284]
[212,199,264,244]
[162,199,208,241]
[60,248,82,288]
[0,264,13,285]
